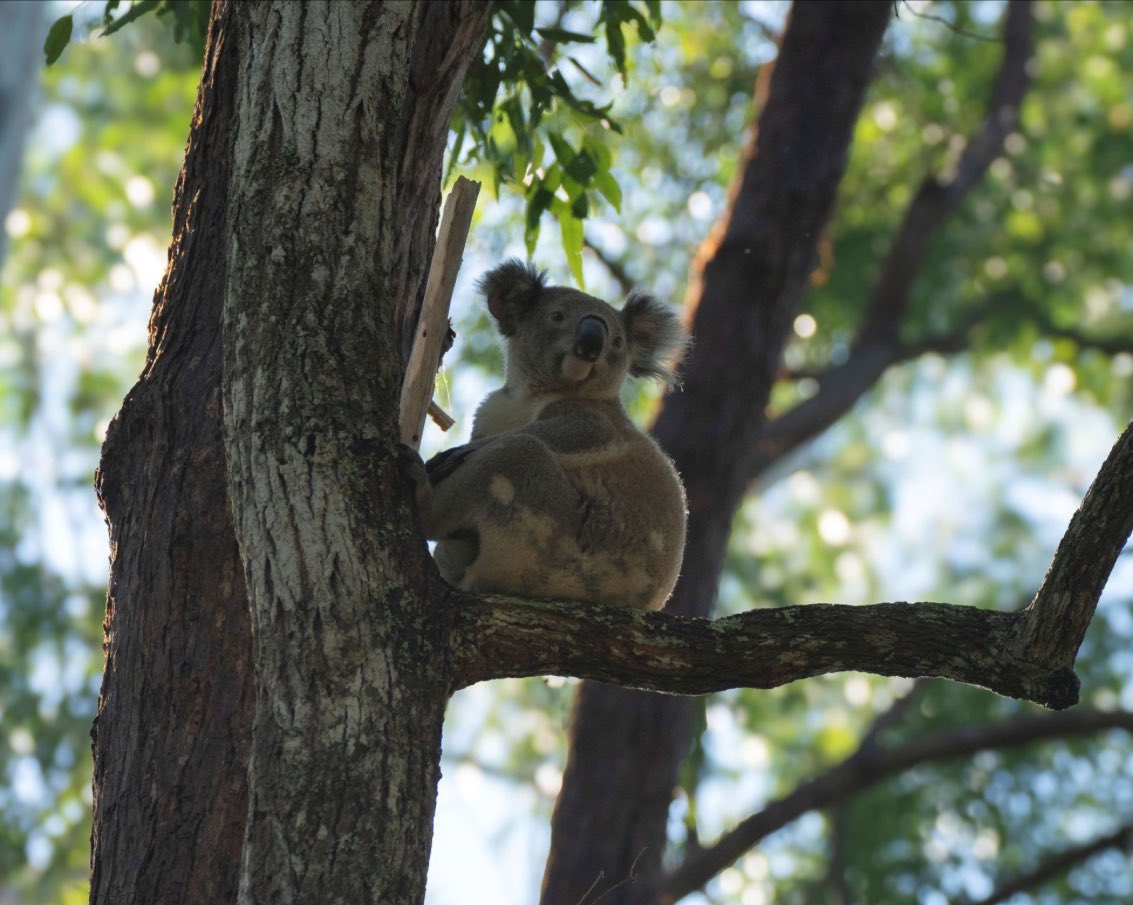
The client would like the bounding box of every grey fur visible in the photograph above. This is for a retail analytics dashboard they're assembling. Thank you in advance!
[408,261,689,610]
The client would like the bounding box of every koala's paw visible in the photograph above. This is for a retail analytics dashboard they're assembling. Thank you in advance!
[425,442,482,485]
[396,443,428,488]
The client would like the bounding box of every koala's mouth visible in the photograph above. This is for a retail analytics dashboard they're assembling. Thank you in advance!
[561,353,595,382]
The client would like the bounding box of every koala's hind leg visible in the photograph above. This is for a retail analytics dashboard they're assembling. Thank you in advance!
[418,434,574,537]
[417,434,582,594]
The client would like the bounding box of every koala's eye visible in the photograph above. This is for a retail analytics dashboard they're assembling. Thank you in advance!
[551,311,565,323]
[613,336,624,349]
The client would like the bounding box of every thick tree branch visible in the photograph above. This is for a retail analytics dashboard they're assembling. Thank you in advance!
[750,1,1033,478]
[662,707,1133,902]
[447,417,1133,707]
[450,599,1067,706]
[965,823,1133,905]
[1015,418,1133,667]
[856,0,1032,348]
[752,318,977,472]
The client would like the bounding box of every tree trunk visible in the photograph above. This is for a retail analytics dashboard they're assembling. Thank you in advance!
[222,2,487,900]
[92,5,251,901]
[541,5,891,903]
[92,3,489,903]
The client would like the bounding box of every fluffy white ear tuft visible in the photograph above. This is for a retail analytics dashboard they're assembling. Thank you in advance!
[476,259,547,336]
[621,292,688,385]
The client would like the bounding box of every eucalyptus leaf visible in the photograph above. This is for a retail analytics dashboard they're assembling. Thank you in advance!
[43,14,73,65]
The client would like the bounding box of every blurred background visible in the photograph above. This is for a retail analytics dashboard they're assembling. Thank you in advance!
[1,1,1131,903]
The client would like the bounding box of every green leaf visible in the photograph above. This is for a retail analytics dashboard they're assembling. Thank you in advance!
[582,135,612,171]
[605,18,627,76]
[557,207,585,287]
[502,95,531,156]
[547,131,574,169]
[540,162,562,194]
[567,56,603,88]
[43,14,73,66]
[570,191,589,220]
[592,170,622,212]
[525,185,554,255]
[103,0,122,26]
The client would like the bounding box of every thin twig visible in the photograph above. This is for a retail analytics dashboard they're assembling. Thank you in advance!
[895,0,999,43]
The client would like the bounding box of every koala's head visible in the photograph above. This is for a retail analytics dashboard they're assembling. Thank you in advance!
[478,259,686,399]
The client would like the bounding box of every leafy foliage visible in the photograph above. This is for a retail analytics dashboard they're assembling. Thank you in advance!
[4,9,201,901]
[451,0,660,284]
[43,0,208,65]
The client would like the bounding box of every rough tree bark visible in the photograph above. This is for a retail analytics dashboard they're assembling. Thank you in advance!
[541,4,891,903]
[92,3,489,903]
[92,6,251,901]
[221,3,487,900]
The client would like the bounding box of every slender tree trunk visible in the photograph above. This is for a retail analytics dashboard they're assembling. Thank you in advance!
[92,3,489,903]
[541,5,891,904]
[92,6,251,901]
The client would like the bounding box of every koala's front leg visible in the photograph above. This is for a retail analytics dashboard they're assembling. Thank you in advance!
[397,444,436,532]
[400,440,492,538]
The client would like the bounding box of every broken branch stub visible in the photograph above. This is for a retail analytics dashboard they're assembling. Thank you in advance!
[400,176,480,449]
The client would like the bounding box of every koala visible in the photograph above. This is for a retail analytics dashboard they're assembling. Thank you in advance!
[407,259,688,610]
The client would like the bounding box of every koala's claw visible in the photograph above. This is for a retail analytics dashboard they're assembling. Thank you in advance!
[396,443,428,487]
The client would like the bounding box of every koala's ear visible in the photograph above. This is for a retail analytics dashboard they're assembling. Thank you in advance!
[476,259,547,336]
[621,292,688,385]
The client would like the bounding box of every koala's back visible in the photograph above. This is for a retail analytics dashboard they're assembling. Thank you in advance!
[464,414,687,610]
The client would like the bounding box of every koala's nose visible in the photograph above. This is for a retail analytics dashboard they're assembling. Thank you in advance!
[573,316,608,362]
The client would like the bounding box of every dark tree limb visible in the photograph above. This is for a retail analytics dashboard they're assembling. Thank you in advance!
[856,0,1033,348]
[825,804,853,905]
[965,823,1133,905]
[451,600,1065,706]
[1015,418,1133,668]
[750,0,1034,478]
[662,707,1133,901]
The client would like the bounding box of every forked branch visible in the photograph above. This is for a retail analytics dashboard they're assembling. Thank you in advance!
[750,0,1035,477]
[446,419,1133,710]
